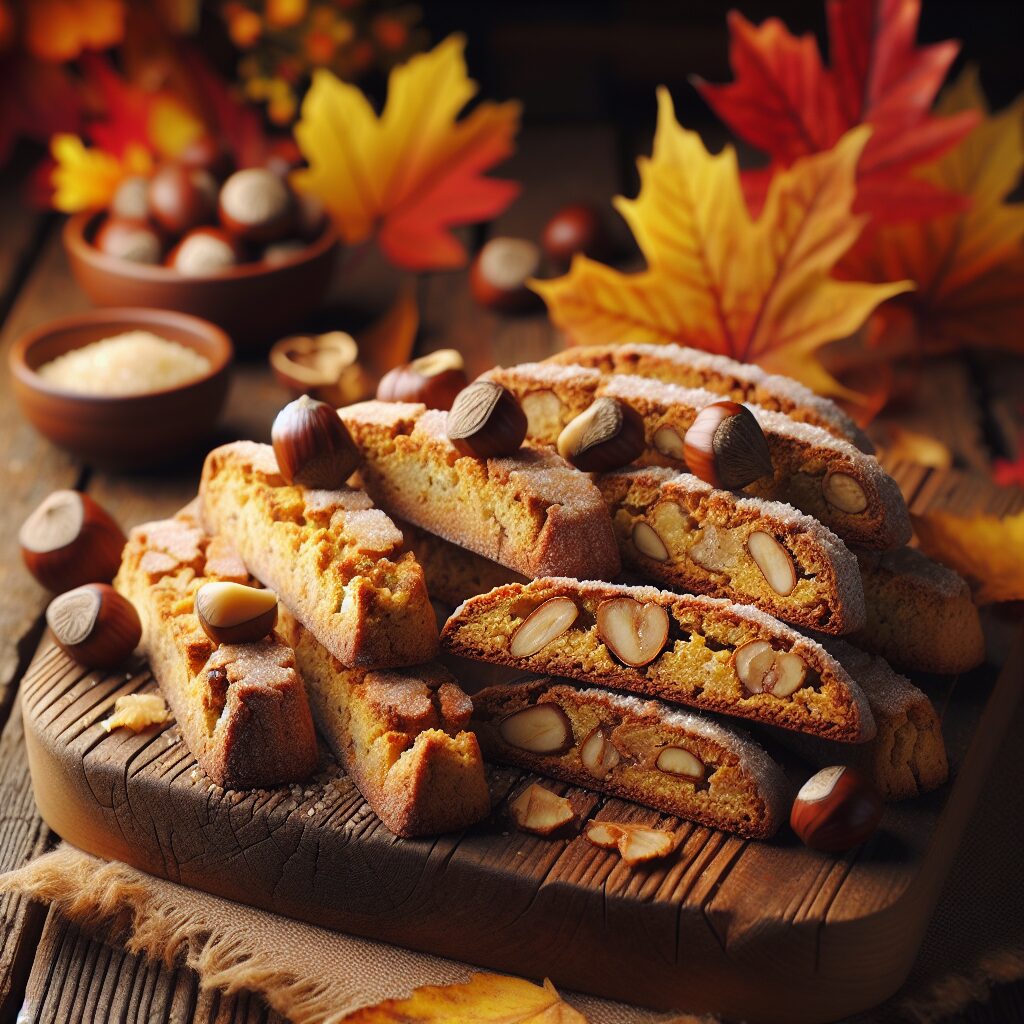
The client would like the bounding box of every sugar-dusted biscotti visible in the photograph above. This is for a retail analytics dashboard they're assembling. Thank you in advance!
[471,678,791,838]
[276,609,490,836]
[598,467,865,635]
[544,343,873,452]
[443,579,875,742]
[852,547,985,674]
[338,401,621,580]
[483,363,910,550]
[199,441,437,669]
[776,643,948,801]
[114,508,318,789]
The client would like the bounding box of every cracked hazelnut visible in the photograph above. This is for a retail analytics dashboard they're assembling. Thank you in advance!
[631,521,669,562]
[509,783,574,835]
[20,490,126,593]
[585,821,678,865]
[272,395,361,488]
[219,167,293,244]
[746,531,797,596]
[447,380,527,457]
[510,597,578,658]
[596,597,669,667]
[377,349,468,410]
[655,746,705,780]
[734,640,806,697]
[520,389,565,438]
[196,581,278,646]
[823,471,868,514]
[469,237,541,311]
[652,424,686,462]
[791,765,883,852]
[499,703,574,755]
[47,583,141,669]
[557,397,645,472]
[580,726,620,780]
[683,401,773,489]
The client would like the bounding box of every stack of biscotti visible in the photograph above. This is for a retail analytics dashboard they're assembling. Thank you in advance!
[191,440,491,836]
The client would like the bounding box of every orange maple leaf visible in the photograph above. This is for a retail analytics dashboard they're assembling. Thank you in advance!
[24,0,125,62]
[293,34,521,271]
[533,88,911,400]
[840,68,1024,356]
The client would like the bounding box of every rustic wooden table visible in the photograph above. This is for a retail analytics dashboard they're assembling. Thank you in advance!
[0,125,1021,1022]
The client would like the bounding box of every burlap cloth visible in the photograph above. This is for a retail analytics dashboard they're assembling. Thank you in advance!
[2,700,1021,1024]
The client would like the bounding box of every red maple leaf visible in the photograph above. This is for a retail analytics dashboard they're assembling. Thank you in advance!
[694,0,980,221]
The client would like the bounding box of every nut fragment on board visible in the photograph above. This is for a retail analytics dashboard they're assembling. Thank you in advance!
[101,693,171,733]
[509,783,574,835]
[585,821,679,865]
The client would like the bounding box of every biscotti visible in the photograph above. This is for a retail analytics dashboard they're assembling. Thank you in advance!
[277,609,491,836]
[853,547,985,674]
[114,509,318,789]
[200,441,438,668]
[338,400,621,580]
[775,643,948,801]
[483,363,910,550]
[544,343,873,452]
[471,678,791,838]
[598,467,865,635]
[443,579,875,742]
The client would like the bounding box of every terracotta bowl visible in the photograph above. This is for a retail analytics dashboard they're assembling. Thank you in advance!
[10,307,232,469]
[64,212,339,347]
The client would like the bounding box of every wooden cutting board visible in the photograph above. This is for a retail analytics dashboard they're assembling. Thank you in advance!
[19,616,1022,1024]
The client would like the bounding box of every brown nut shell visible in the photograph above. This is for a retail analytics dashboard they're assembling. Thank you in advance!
[557,397,645,471]
[271,395,361,488]
[683,401,773,489]
[377,349,468,410]
[446,380,527,457]
[46,583,141,669]
[790,765,883,852]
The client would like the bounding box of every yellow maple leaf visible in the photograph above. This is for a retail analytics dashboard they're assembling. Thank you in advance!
[50,135,153,213]
[293,34,521,271]
[841,68,1024,355]
[912,507,1024,605]
[341,973,587,1023]
[533,88,911,400]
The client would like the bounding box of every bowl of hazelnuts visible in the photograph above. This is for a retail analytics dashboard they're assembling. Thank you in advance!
[63,141,338,347]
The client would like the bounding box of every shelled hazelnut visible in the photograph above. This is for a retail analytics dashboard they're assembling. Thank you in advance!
[596,597,669,667]
[446,380,527,457]
[683,401,773,489]
[377,349,468,410]
[271,395,361,488]
[509,597,579,658]
[167,227,241,276]
[148,164,217,235]
[499,703,574,755]
[790,766,883,852]
[469,237,541,311]
[219,168,293,244]
[94,217,163,265]
[46,583,141,669]
[196,582,278,646]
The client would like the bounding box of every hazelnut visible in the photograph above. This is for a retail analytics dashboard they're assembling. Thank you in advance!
[166,227,241,276]
[509,783,574,835]
[271,395,361,488]
[733,639,806,697]
[376,349,469,410]
[556,397,645,471]
[652,424,686,462]
[269,331,369,407]
[178,136,233,179]
[585,821,678,865]
[746,531,797,596]
[195,581,278,646]
[446,380,527,457]
[655,746,704,780]
[46,583,141,669]
[541,202,607,266]
[509,596,579,658]
[579,726,620,780]
[790,765,883,852]
[148,164,217,235]
[19,490,126,593]
[499,703,574,755]
[520,390,565,438]
[683,401,773,489]
[469,237,542,312]
[109,176,151,220]
[631,521,669,562]
[596,596,669,667]
[94,217,163,265]
[219,167,293,244]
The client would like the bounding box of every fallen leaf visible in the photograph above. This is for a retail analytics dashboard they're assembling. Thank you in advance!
[840,68,1024,357]
[341,973,587,1023]
[49,134,152,213]
[912,507,1024,605]
[356,279,420,380]
[293,34,521,271]
[533,89,911,399]
[694,2,979,222]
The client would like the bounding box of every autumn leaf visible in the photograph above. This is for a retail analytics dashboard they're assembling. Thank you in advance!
[50,134,152,212]
[533,89,911,399]
[912,507,1024,605]
[342,973,587,1023]
[293,34,521,271]
[24,0,125,62]
[840,68,1024,356]
[694,1,979,221]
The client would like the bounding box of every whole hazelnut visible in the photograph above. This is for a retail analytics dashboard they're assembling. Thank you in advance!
[682,401,773,489]
[271,395,361,488]
[94,216,163,265]
[469,237,542,312]
[167,227,241,276]
[541,202,608,266]
[556,397,645,471]
[790,766,884,852]
[178,136,233,179]
[195,581,278,646]
[109,176,151,220]
[377,349,469,410]
[446,380,527,457]
[219,167,294,244]
[147,164,217,235]
[46,583,141,669]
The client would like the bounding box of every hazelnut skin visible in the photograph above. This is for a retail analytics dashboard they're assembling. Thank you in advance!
[790,766,884,852]
[219,168,294,245]
[46,583,141,669]
[166,227,241,276]
[469,238,542,312]
[446,380,527,457]
[271,395,361,488]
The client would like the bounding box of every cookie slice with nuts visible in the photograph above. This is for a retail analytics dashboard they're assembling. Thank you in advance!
[482,363,910,550]
[543,342,873,452]
[471,678,792,838]
[598,467,866,635]
[443,578,875,742]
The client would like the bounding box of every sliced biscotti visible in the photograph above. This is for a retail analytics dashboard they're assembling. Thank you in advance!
[598,467,865,635]
[483,363,910,550]
[775,643,948,801]
[276,609,490,836]
[114,509,318,789]
[443,579,875,742]
[471,678,791,838]
[853,547,984,673]
[544,343,873,451]
[199,441,437,669]
[338,400,621,580]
